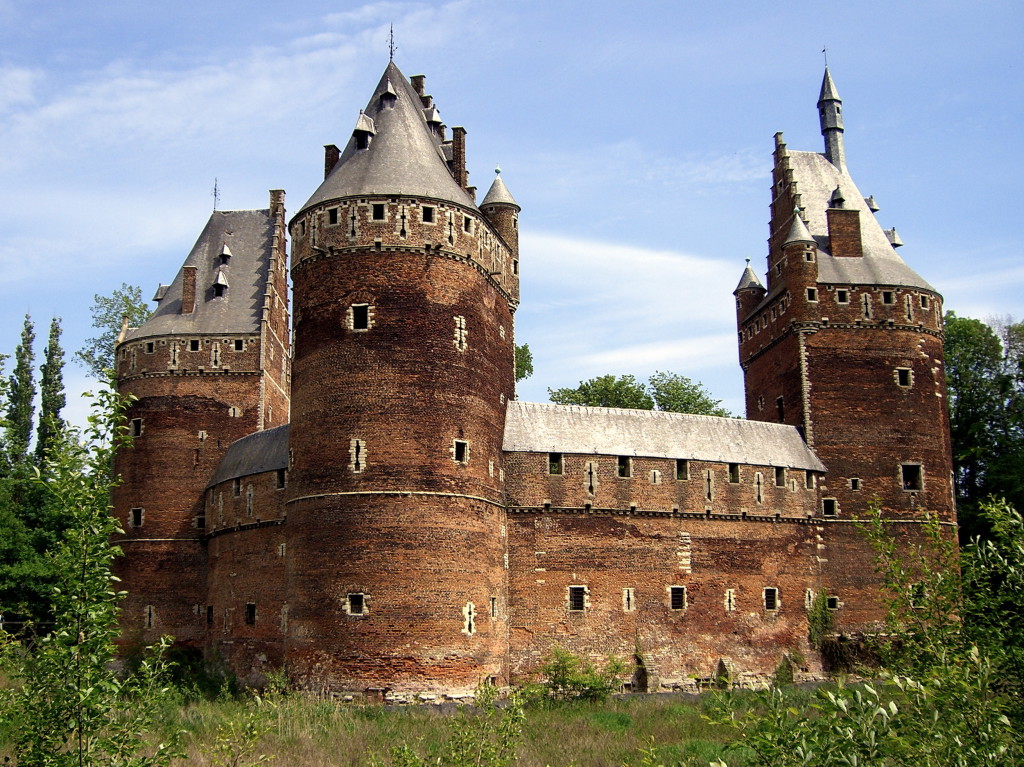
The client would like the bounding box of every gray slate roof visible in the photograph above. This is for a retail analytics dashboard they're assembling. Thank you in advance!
[788,150,934,290]
[208,424,289,488]
[503,402,825,471]
[734,261,764,293]
[481,172,518,207]
[125,209,274,340]
[297,62,475,217]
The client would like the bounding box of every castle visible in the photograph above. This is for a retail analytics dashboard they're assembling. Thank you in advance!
[112,62,955,696]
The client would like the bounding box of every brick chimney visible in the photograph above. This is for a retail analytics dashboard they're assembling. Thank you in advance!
[826,208,863,258]
[182,266,197,314]
[451,126,468,189]
[324,144,340,179]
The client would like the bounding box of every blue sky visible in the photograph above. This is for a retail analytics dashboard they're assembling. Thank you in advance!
[1,0,1021,426]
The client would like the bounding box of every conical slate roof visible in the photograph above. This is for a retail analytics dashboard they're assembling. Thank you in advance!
[481,170,519,208]
[734,260,765,293]
[818,67,840,103]
[783,211,815,246]
[297,62,474,217]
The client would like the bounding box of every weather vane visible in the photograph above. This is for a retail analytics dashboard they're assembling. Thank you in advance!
[212,178,220,211]
[822,46,829,67]
[388,24,397,61]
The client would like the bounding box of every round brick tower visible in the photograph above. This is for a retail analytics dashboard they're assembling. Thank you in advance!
[284,63,519,695]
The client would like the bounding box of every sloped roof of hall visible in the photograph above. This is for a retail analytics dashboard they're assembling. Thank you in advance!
[124,208,274,340]
[208,424,289,488]
[788,150,933,290]
[503,402,825,471]
[297,62,475,217]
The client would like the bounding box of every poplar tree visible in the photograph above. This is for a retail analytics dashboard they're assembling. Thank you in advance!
[5,314,36,464]
[35,317,66,463]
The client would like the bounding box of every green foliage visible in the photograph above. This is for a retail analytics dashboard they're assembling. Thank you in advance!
[514,342,533,383]
[5,314,36,465]
[77,283,152,378]
[806,590,834,652]
[770,656,794,688]
[373,684,524,767]
[943,312,1024,538]
[204,678,284,767]
[0,382,182,766]
[549,372,731,416]
[35,317,66,464]
[523,647,628,705]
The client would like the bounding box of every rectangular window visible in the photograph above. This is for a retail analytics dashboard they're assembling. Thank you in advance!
[145,341,154,353]
[490,597,497,618]
[617,456,632,478]
[233,478,241,497]
[131,418,143,438]
[422,205,435,223]
[850,477,861,491]
[764,587,779,611]
[882,290,895,305]
[568,586,586,611]
[675,459,689,480]
[669,585,687,611]
[463,216,472,232]
[548,452,563,475]
[196,512,205,529]
[245,603,256,625]
[347,592,365,615]
[920,295,930,309]
[190,339,200,351]
[836,289,849,304]
[206,605,213,625]
[234,339,244,351]
[728,463,740,483]
[372,203,385,220]
[130,507,143,527]
[822,498,837,517]
[826,596,840,610]
[774,466,786,487]
[276,468,287,489]
[351,304,370,330]
[145,605,154,629]
[806,287,818,302]
[328,207,339,225]
[454,440,469,464]
[902,463,923,491]
[776,397,785,422]
[805,471,816,490]
[896,368,912,387]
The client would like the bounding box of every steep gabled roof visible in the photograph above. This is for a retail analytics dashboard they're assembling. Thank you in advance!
[125,208,275,339]
[297,62,474,216]
[788,150,933,290]
[208,425,289,488]
[503,402,825,471]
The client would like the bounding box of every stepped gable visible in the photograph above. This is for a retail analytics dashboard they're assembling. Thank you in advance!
[124,208,275,339]
[207,424,289,487]
[297,61,475,215]
[788,151,932,289]
[503,401,825,471]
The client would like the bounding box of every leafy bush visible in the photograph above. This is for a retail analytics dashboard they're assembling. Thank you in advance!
[523,647,627,705]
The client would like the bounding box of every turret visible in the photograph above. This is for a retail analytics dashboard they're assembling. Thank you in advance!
[733,258,765,322]
[818,68,845,172]
[481,167,521,300]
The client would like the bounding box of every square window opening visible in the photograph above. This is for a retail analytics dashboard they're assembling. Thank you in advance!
[850,477,861,491]
[234,339,244,351]
[328,208,339,225]
[897,368,912,387]
[883,291,895,305]
[190,340,200,352]
[422,206,435,223]
[807,287,818,302]
[822,498,837,517]
[145,341,154,353]
[548,452,563,475]
[920,295,930,309]
[276,468,287,489]
[617,456,632,478]
[372,203,385,220]
[837,289,849,304]
[826,596,840,610]
[902,464,923,491]
[463,216,472,232]
[347,592,365,615]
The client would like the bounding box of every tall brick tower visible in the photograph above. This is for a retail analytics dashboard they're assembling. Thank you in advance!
[113,192,290,645]
[735,69,955,627]
[284,63,519,694]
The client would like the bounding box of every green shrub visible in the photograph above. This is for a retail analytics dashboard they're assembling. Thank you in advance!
[524,647,627,705]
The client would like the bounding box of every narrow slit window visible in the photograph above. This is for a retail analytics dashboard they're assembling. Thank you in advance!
[669,585,687,611]
[568,586,586,612]
[206,605,213,625]
[776,397,785,422]
[350,438,366,473]
[764,588,779,611]
[622,588,635,612]
[805,471,816,490]
[724,589,736,612]
[548,452,562,475]
[245,603,256,625]
[276,468,287,489]
[233,477,241,497]
[145,605,154,629]
[490,597,497,618]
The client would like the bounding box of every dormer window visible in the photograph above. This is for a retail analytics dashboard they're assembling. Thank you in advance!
[380,79,398,109]
[353,110,376,150]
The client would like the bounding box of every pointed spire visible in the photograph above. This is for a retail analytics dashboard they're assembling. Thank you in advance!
[784,209,815,247]
[481,165,519,208]
[734,258,765,294]
[818,67,846,172]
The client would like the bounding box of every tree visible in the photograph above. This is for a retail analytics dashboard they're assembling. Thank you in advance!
[77,283,152,378]
[943,312,1024,538]
[35,317,66,463]
[5,314,36,464]
[648,371,731,417]
[0,382,182,765]
[514,343,534,383]
[549,374,654,410]
[548,371,731,416]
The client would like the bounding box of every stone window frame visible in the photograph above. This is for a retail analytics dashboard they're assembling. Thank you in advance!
[567,585,588,612]
[668,585,688,611]
[617,456,632,479]
[895,367,914,388]
[826,595,841,610]
[462,602,476,636]
[129,507,144,528]
[452,439,470,465]
[350,438,367,473]
[774,466,786,487]
[724,589,736,612]
[650,469,662,485]
[345,592,367,616]
[326,207,340,226]
[371,203,386,221]
[806,287,818,302]
[548,452,563,475]
[822,498,838,517]
[348,303,373,332]
[849,477,861,491]
[882,290,896,305]
[130,418,143,438]
[728,463,740,484]
[421,205,436,224]
[836,288,849,304]
[805,471,816,490]
[901,463,924,492]
[622,587,636,612]
[675,459,689,480]
[453,315,468,352]
[234,339,245,352]
[763,587,780,612]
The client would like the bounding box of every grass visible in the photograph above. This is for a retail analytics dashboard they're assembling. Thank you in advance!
[153,692,744,766]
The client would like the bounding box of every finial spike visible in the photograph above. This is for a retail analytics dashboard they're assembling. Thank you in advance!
[822,46,828,68]
[212,178,220,211]
[388,24,397,61]
[495,164,501,175]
